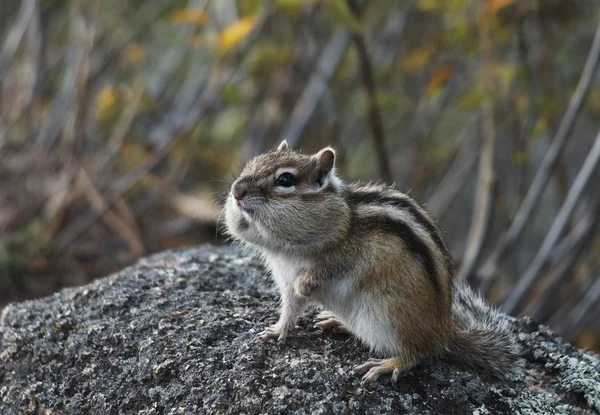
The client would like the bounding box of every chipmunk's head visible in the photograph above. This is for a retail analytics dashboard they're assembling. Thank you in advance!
[224,140,349,253]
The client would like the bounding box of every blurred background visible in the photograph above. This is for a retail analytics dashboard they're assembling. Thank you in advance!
[1,0,600,351]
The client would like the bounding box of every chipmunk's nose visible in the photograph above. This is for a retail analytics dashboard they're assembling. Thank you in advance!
[232,182,247,201]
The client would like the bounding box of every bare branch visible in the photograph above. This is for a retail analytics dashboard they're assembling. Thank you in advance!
[79,166,146,257]
[49,30,255,252]
[278,30,351,149]
[93,82,145,173]
[347,1,392,184]
[391,79,460,189]
[34,6,87,148]
[371,1,413,69]
[525,210,597,320]
[479,19,600,284]
[427,117,479,218]
[87,2,177,87]
[503,128,600,314]
[561,275,600,340]
[62,2,99,151]
[455,6,496,282]
[150,6,271,148]
[456,108,495,281]
[51,139,181,253]
[0,0,36,82]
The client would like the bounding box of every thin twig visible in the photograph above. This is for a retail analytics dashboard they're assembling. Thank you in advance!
[526,210,597,320]
[371,1,413,70]
[503,127,600,313]
[347,0,393,184]
[392,80,460,189]
[478,19,600,286]
[146,0,210,148]
[63,2,99,154]
[277,29,351,149]
[456,116,495,282]
[455,6,496,282]
[0,0,36,83]
[561,275,600,340]
[150,6,271,148]
[93,81,145,173]
[0,1,170,146]
[51,138,182,253]
[33,5,85,148]
[339,1,412,158]
[86,2,175,87]
[427,116,479,218]
[50,14,262,253]
[547,209,597,266]
[79,166,146,257]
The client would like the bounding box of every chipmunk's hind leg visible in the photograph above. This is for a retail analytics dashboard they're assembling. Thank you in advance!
[314,310,347,331]
[354,357,415,384]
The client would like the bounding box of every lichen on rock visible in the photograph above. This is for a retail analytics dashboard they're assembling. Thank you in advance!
[0,246,599,414]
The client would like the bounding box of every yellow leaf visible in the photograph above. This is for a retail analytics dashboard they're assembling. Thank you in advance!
[418,0,468,12]
[275,0,303,13]
[96,86,117,115]
[417,0,442,11]
[167,8,207,25]
[426,65,453,98]
[484,0,517,15]
[218,16,257,52]
[121,43,145,65]
[402,47,434,71]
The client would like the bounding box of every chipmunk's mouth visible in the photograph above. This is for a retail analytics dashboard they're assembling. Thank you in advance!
[236,200,255,215]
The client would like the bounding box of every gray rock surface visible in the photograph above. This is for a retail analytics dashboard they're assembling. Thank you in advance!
[1,245,599,414]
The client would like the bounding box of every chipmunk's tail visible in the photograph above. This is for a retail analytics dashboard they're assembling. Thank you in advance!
[446,282,522,379]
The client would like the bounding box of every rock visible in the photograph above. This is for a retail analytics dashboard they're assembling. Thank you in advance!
[0,245,599,414]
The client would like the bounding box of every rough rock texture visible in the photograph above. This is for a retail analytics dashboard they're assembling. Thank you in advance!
[1,246,599,414]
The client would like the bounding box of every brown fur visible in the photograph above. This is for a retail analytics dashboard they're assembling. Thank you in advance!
[224,143,521,383]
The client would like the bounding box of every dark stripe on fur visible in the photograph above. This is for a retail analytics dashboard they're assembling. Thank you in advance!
[347,190,453,275]
[356,214,441,293]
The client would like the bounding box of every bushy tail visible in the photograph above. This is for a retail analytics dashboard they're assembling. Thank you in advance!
[447,282,522,379]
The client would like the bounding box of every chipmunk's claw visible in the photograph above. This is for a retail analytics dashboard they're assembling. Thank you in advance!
[314,311,346,330]
[391,368,401,383]
[353,357,408,385]
[257,325,289,344]
[353,358,383,374]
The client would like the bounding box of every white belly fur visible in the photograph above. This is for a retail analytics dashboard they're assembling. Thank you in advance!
[265,254,401,356]
[316,277,400,356]
[265,253,309,290]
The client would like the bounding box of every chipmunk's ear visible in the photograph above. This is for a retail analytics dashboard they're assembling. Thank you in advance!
[316,147,336,175]
[276,140,289,152]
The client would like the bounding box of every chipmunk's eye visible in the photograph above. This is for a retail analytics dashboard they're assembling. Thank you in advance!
[275,172,296,187]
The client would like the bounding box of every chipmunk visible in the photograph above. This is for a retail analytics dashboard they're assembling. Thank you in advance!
[224,141,521,384]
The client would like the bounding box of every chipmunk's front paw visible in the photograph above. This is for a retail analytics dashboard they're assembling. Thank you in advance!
[257,325,289,344]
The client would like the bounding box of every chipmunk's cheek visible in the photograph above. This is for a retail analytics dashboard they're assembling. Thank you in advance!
[225,198,248,232]
[237,213,250,231]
